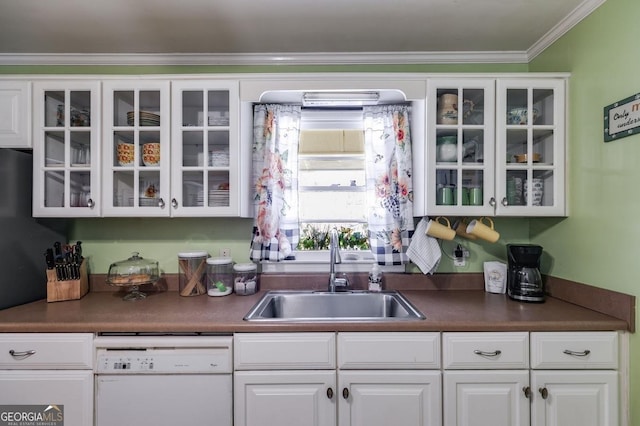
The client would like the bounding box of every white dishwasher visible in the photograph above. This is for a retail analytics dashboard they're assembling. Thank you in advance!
[94,333,232,426]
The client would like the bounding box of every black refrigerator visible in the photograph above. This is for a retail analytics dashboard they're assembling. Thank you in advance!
[0,149,67,310]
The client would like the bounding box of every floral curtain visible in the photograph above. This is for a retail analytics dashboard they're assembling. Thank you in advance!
[363,105,414,265]
[249,104,301,261]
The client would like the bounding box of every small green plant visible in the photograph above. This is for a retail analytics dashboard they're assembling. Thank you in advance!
[298,223,369,251]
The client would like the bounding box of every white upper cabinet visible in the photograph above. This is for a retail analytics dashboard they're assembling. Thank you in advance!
[32,81,101,217]
[425,76,567,217]
[495,78,566,216]
[427,78,496,216]
[23,73,567,219]
[101,80,171,217]
[171,80,240,216]
[0,81,31,148]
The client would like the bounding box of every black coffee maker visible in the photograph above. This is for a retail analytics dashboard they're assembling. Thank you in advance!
[507,244,544,302]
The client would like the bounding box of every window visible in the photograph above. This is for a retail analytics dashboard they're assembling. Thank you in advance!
[297,109,369,251]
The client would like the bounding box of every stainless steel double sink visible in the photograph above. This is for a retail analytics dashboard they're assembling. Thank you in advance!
[243,290,425,322]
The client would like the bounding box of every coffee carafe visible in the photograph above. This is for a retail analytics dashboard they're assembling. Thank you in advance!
[507,244,544,302]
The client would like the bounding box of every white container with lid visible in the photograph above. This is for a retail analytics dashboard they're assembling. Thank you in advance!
[206,257,234,296]
[233,263,259,295]
[178,251,209,297]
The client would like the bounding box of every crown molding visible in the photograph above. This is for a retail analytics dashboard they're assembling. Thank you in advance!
[527,0,607,61]
[0,51,529,67]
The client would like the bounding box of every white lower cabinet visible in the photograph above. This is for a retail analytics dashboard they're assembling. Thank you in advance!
[530,370,618,426]
[443,332,530,426]
[234,332,442,426]
[444,370,530,426]
[339,370,441,426]
[0,333,94,426]
[338,332,442,426]
[443,331,621,426]
[234,370,336,426]
[530,332,619,426]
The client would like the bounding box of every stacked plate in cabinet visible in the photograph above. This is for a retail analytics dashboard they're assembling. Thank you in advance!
[209,189,229,206]
[209,147,230,167]
[127,111,160,126]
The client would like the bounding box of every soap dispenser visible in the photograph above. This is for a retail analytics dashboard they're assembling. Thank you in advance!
[368,263,383,292]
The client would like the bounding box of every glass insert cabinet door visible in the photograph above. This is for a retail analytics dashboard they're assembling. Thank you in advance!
[496,79,566,216]
[32,81,101,217]
[170,80,238,217]
[102,81,170,217]
[427,79,496,215]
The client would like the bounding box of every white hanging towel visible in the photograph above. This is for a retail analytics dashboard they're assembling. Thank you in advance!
[407,217,442,274]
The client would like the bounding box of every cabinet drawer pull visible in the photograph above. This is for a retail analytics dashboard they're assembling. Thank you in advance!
[326,387,333,399]
[563,349,591,357]
[9,349,36,359]
[342,388,349,399]
[473,349,502,357]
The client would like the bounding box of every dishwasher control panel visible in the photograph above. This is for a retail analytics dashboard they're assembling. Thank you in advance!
[94,335,233,374]
[97,348,232,374]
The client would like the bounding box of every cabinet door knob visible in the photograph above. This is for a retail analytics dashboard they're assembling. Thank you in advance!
[563,349,591,357]
[523,386,531,399]
[171,198,178,208]
[473,349,502,357]
[501,197,508,206]
[87,198,95,208]
[157,198,165,208]
[342,388,349,399]
[539,387,548,399]
[9,349,36,359]
[326,387,333,399]
[489,197,497,207]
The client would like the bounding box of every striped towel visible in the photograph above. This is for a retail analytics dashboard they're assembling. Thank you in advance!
[407,218,442,274]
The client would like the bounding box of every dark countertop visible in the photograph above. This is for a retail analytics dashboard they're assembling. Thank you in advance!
[0,289,627,334]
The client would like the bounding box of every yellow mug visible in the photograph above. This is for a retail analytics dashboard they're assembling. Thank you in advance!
[454,219,477,240]
[425,216,456,241]
[466,217,500,243]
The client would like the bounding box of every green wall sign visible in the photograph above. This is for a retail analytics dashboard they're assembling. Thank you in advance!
[604,93,640,142]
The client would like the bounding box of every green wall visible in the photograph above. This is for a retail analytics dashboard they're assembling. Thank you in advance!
[70,217,531,274]
[529,0,639,421]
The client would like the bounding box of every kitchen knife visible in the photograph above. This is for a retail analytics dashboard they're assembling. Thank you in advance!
[44,249,55,270]
[64,251,73,280]
[74,241,83,259]
[53,242,63,280]
[53,241,62,258]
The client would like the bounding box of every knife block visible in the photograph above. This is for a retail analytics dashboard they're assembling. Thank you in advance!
[46,259,89,303]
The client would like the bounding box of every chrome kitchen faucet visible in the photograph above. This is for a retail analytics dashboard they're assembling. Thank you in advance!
[328,228,348,292]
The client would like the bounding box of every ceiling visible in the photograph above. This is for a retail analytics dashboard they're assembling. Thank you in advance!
[0,0,604,65]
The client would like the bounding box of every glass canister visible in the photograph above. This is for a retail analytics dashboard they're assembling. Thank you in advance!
[206,257,234,297]
[233,263,259,295]
[178,251,209,296]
